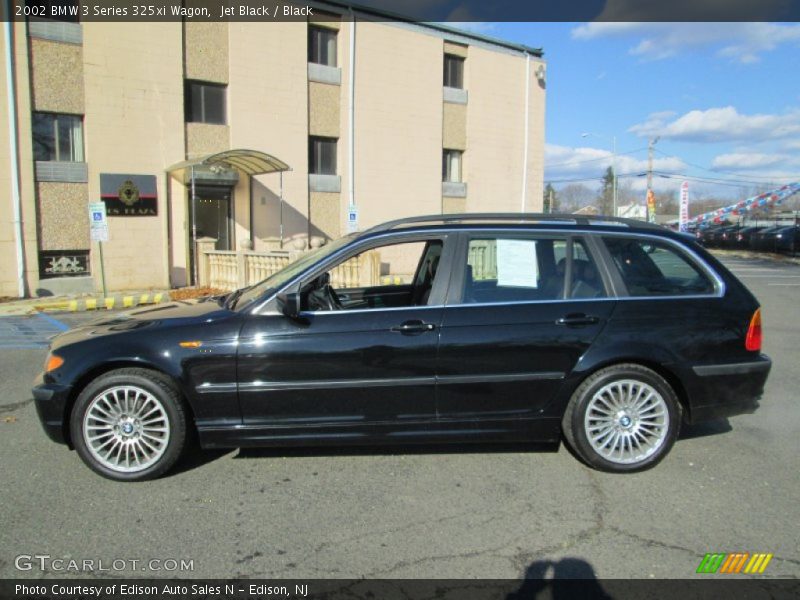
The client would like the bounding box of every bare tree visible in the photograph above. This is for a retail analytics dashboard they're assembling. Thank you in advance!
[558,183,596,212]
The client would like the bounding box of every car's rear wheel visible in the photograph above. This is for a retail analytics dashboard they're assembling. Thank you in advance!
[562,364,680,473]
[70,368,187,481]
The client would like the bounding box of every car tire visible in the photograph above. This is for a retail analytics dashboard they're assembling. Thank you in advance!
[70,368,188,482]
[562,363,681,473]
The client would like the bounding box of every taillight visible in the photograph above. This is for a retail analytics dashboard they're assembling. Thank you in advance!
[745,308,762,352]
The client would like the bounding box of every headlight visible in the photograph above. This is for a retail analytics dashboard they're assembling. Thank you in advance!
[44,354,64,372]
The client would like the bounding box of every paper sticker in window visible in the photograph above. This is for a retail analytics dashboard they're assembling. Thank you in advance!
[496,239,538,288]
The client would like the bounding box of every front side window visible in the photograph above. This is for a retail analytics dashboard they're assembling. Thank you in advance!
[443,149,462,183]
[462,236,606,304]
[303,239,444,311]
[185,81,226,125]
[443,54,464,89]
[308,26,337,67]
[603,236,716,297]
[32,113,84,162]
[309,136,337,175]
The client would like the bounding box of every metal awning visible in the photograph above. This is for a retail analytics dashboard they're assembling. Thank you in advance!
[166,149,291,181]
[167,149,292,286]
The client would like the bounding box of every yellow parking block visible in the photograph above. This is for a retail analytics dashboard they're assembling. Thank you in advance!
[122,296,134,308]
[139,294,150,304]
[153,293,163,303]
[104,297,115,310]
[85,298,97,310]
[68,300,78,312]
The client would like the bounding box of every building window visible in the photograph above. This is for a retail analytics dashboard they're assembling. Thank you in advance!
[185,81,227,125]
[443,149,462,183]
[308,26,337,67]
[32,112,84,162]
[443,54,464,89]
[309,137,337,175]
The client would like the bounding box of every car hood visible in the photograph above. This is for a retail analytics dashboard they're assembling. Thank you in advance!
[49,299,233,351]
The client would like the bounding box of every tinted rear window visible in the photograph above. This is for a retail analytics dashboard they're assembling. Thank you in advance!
[603,237,716,297]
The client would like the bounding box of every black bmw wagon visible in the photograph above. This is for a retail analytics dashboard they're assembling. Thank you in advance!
[33,214,771,480]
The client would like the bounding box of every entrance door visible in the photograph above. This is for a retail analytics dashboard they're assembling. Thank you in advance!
[188,185,233,284]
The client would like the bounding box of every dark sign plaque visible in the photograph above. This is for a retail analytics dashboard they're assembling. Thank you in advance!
[100,173,158,216]
[39,250,90,279]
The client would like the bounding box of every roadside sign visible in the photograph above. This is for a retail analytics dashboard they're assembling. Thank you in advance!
[679,181,689,232]
[89,202,109,242]
[347,205,359,233]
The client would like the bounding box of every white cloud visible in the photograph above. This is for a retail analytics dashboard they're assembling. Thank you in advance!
[571,22,800,64]
[629,106,800,142]
[709,152,800,182]
[545,143,686,192]
[711,152,787,170]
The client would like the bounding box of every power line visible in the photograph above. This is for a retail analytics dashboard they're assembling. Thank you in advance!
[546,171,648,185]
[654,171,794,188]
[653,147,798,182]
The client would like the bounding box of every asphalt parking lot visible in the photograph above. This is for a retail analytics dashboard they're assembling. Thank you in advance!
[1,254,799,580]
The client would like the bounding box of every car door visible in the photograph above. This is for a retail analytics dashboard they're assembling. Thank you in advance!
[235,233,452,438]
[435,231,616,438]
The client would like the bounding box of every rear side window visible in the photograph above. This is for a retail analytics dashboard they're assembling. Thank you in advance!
[603,237,716,297]
[462,236,606,304]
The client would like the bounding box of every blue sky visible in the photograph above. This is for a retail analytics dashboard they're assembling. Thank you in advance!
[469,22,800,201]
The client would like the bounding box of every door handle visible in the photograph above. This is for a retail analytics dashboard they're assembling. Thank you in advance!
[391,320,436,334]
[556,314,600,326]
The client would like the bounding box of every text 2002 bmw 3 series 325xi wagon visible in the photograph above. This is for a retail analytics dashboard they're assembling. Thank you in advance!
[33,214,771,481]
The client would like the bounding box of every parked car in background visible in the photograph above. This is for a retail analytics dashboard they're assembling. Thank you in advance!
[751,225,786,252]
[732,226,766,249]
[33,213,771,480]
[773,225,799,254]
[718,225,744,249]
[697,226,720,247]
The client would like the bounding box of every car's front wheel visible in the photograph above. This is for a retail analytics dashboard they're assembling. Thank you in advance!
[562,364,681,473]
[70,368,187,481]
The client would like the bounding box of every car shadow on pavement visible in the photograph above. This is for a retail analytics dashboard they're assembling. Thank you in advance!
[679,418,732,440]
[234,442,561,460]
[171,447,235,475]
[506,558,612,599]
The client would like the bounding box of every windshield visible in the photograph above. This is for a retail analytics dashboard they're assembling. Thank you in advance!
[232,234,357,310]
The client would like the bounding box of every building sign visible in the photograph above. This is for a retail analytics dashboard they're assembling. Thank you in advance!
[346,205,359,233]
[100,174,158,216]
[39,250,90,279]
[88,202,109,242]
[679,181,690,232]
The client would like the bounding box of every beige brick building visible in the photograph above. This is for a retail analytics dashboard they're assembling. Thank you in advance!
[1,5,546,297]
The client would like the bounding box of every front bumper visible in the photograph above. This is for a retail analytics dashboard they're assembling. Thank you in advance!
[687,354,772,423]
[32,372,72,445]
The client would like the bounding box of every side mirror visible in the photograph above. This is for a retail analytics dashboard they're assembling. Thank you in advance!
[276,292,301,320]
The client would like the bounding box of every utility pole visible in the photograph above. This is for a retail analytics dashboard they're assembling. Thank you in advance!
[646,136,659,223]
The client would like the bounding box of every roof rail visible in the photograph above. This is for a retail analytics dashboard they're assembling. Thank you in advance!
[364,213,665,233]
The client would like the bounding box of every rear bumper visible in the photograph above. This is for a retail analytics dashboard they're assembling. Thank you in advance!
[32,372,72,445]
[686,355,771,423]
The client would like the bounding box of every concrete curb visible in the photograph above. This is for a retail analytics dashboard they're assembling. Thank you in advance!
[34,291,171,313]
[0,291,171,316]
